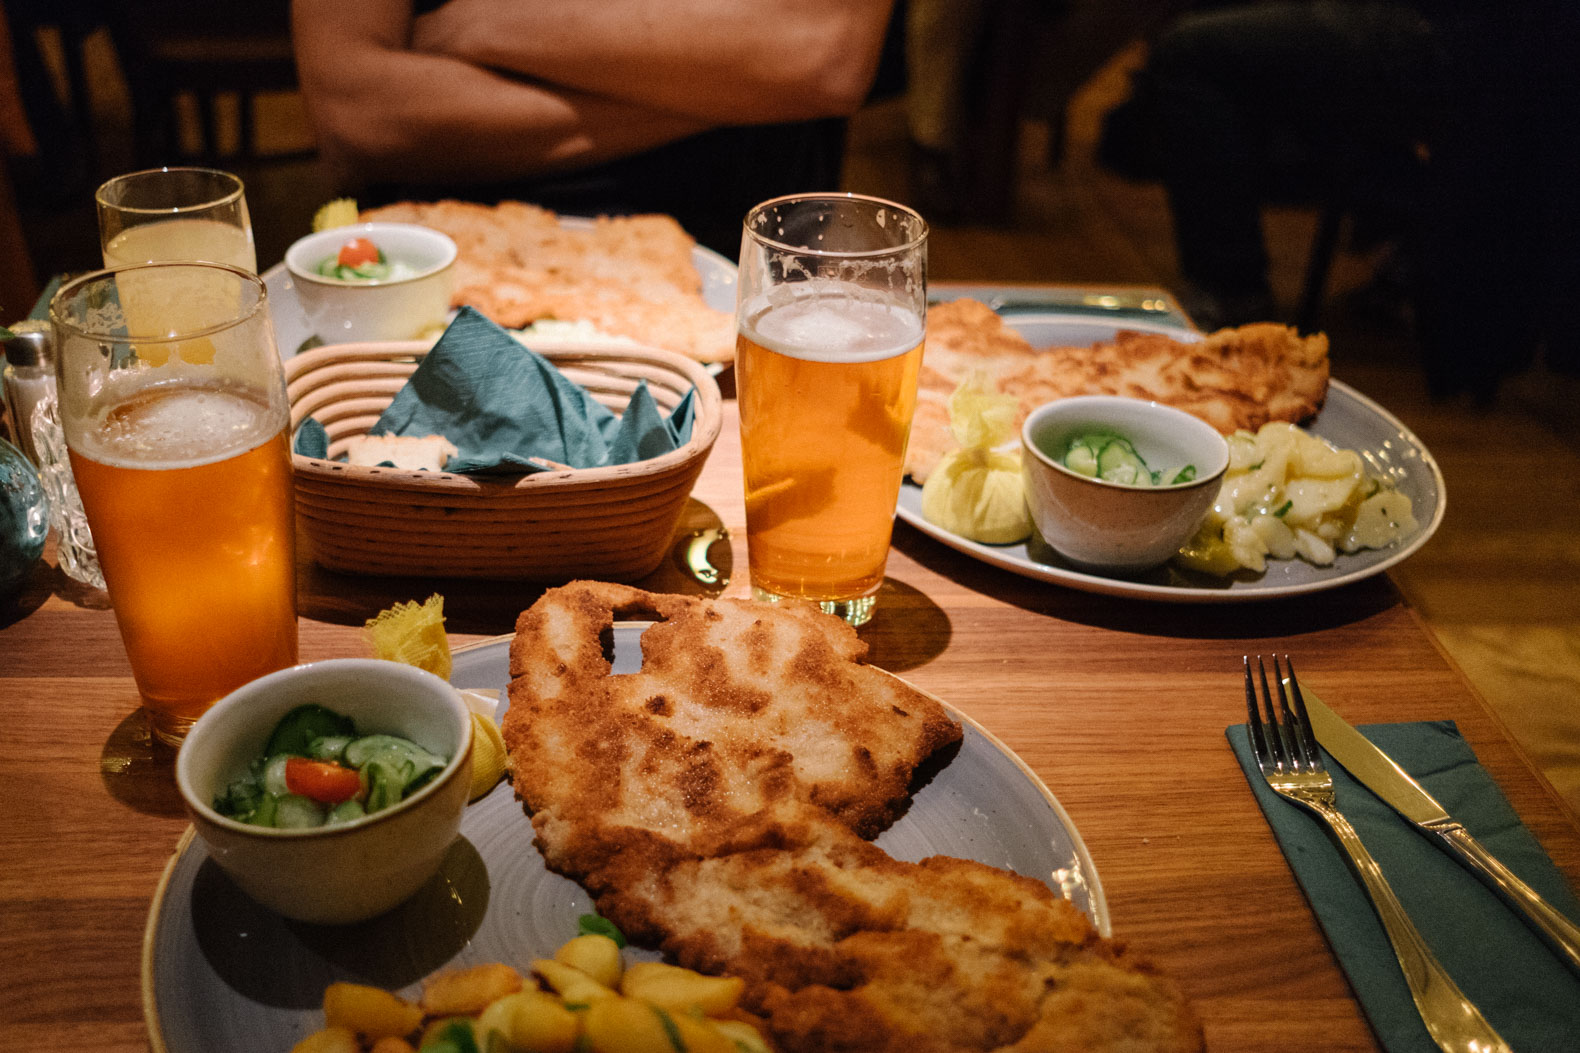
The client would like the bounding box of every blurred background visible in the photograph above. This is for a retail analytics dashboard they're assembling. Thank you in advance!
[2,0,1576,813]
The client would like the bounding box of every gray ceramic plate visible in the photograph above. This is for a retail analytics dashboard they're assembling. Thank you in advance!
[895,312,1446,602]
[263,217,739,359]
[143,630,1105,1053]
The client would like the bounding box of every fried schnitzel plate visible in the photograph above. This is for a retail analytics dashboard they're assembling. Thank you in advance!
[502,582,1203,1053]
[360,201,737,364]
[263,204,739,364]
[893,310,1445,603]
[140,628,1122,1052]
[907,298,1329,484]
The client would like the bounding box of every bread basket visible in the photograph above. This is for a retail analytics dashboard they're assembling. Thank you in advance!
[284,340,723,580]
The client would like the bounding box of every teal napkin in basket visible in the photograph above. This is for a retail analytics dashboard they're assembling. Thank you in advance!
[294,307,695,472]
[1228,720,1580,1051]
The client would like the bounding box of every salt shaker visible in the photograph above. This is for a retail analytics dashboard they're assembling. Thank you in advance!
[2,321,52,465]
[1,320,104,588]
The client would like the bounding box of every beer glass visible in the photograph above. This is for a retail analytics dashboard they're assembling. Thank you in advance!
[96,167,258,274]
[51,263,297,745]
[735,193,927,626]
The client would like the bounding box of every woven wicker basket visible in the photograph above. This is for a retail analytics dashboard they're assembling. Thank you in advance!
[284,340,723,580]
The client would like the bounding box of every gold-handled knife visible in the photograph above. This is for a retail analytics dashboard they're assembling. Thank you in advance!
[1302,686,1580,976]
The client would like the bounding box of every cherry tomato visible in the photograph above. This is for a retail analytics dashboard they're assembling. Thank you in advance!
[285,757,363,803]
[336,237,381,269]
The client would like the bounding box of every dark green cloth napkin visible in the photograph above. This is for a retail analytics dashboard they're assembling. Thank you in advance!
[1228,720,1580,1051]
[294,307,695,472]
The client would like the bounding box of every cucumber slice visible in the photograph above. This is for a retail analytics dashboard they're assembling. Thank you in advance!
[265,704,358,758]
[246,793,279,827]
[326,799,367,826]
[363,757,411,814]
[1063,443,1100,477]
[344,734,445,775]
[213,776,263,820]
[1096,437,1150,483]
[260,754,293,797]
[274,794,327,829]
[308,735,353,763]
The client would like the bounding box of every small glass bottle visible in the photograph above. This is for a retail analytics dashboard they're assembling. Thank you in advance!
[2,320,104,588]
[2,322,52,465]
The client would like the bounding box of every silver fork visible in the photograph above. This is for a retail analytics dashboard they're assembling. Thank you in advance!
[1245,655,1511,1053]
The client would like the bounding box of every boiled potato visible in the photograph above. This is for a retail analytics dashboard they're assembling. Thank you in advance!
[1291,428,1362,478]
[418,1016,480,1050]
[532,958,619,1004]
[1181,421,1413,574]
[1248,513,1297,560]
[712,1019,773,1053]
[1293,526,1336,565]
[1344,489,1419,551]
[421,963,523,1017]
[669,1013,738,1053]
[1283,475,1360,527]
[322,982,423,1040]
[620,961,744,1015]
[290,1027,359,1053]
[581,997,676,1053]
[369,1038,417,1053]
[475,990,579,1053]
[554,933,624,988]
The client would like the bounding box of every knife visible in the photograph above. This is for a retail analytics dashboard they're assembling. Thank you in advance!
[927,289,1177,315]
[1301,685,1580,976]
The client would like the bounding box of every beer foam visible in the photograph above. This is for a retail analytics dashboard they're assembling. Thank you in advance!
[80,382,283,469]
[741,287,922,364]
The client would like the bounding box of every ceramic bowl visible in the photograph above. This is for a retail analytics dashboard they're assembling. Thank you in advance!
[175,659,473,925]
[1021,396,1229,573]
[283,222,456,344]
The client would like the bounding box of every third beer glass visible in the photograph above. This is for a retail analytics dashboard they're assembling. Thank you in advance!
[736,193,927,626]
[96,167,257,273]
[52,263,297,744]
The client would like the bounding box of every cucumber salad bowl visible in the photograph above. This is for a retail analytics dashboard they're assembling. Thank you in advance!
[175,659,474,925]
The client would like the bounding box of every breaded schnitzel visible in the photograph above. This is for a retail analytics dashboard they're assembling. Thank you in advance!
[503,582,1203,1052]
[505,581,960,861]
[359,200,736,363]
[907,298,1329,482]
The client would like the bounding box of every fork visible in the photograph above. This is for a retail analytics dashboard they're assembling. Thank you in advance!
[1245,655,1511,1053]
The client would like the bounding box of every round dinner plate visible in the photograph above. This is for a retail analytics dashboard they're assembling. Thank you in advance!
[263,216,739,359]
[895,311,1446,603]
[143,630,1106,1053]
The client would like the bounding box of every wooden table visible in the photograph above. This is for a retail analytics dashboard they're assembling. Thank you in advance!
[3,401,1577,1053]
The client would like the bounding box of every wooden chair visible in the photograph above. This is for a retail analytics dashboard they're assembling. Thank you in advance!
[101,0,300,166]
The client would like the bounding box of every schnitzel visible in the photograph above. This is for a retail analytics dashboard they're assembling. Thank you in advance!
[907,298,1330,482]
[503,582,1203,1052]
[504,580,962,861]
[359,200,736,363]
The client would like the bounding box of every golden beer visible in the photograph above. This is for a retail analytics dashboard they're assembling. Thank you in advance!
[54,262,295,745]
[737,287,924,612]
[68,381,297,743]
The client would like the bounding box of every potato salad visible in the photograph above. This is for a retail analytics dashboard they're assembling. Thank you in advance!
[1176,422,1418,575]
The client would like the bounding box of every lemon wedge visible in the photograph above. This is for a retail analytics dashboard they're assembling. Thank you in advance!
[365,596,507,798]
[920,371,1032,544]
[364,594,452,679]
[312,197,360,232]
[468,710,508,800]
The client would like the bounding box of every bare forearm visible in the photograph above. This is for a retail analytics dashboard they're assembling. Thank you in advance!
[293,0,709,186]
[412,0,894,123]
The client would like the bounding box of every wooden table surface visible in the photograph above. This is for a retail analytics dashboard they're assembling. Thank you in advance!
[3,399,1578,1053]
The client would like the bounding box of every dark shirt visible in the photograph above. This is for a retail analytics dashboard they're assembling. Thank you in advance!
[359,105,849,259]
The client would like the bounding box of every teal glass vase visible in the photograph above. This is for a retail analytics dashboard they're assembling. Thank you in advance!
[0,436,48,597]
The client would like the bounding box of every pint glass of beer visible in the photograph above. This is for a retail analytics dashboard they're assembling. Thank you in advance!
[51,264,297,744]
[97,167,257,274]
[735,193,927,626]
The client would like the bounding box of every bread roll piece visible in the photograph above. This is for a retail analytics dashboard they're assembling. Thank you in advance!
[344,434,459,471]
